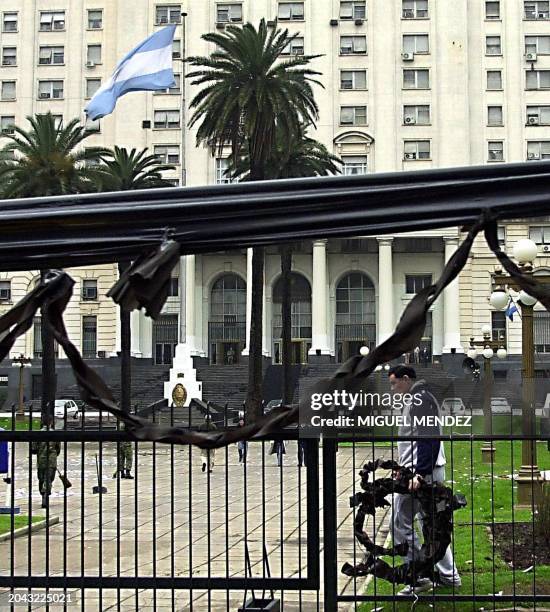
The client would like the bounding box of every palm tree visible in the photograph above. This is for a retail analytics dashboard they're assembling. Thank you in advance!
[228,126,341,404]
[0,113,107,424]
[92,146,175,413]
[187,19,322,421]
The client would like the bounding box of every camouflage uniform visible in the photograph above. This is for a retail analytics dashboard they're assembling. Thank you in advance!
[113,440,133,479]
[198,418,217,473]
[32,436,60,503]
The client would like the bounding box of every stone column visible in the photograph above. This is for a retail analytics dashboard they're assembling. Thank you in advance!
[242,248,253,356]
[178,256,186,343]
[130,310,142,357]
[308,240,330,358]
[377,238,394,344]
[185,254,198,354]
[443,237,463,352]
[110,305,121,357]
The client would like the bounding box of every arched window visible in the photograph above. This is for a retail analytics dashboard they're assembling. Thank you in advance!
[336,272,375,325]
[210,274,246,323]
[273,273,312,339]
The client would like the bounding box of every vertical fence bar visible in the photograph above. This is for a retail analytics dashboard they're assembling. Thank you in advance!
[322,438,338,612]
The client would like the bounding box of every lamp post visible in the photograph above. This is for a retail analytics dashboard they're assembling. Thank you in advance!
[468,326,507,463]
[490,238,544,506]
[10,355,32,420]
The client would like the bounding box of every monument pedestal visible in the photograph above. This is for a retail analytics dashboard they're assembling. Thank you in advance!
[164,344,202,407]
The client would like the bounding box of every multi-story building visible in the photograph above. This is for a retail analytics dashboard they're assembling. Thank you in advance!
[1,0,550,404]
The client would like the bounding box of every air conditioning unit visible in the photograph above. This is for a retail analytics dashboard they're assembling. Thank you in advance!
[39,92,50,99]
[86,61,95,68]
[403,8,415,18]
[159,17,168,24]
[526,52,538,61]
[1,127,14,134]
[528,115,540,125]
[267,20,276,27]
[404,152,416,160]
[544,245,550,252]
[172,51,181,58]
[402,52,414,61]
[142,120,151,129]
[216,22,226,29]
[97,350,106,358]
[330,18,338,26]
[355,18,364,25]
[539,12,548,19]
[82,288,97,300]
[528,152,540,159]
[404,116,416,124]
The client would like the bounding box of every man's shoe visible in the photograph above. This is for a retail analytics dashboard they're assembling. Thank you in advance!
[397,579,435,596]
[201,463,206,472]
[125,470,134,480]
[41,494,48,509]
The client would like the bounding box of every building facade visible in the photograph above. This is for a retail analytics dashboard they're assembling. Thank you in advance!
[1,0,550,395]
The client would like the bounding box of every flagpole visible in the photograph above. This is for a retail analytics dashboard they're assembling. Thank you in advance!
[180,11,188,187]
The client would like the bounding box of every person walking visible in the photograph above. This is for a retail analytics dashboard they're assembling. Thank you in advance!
[270,439,286,467]
[388,365,461,595]
[413,346,420,364]
[199,414,217,473]
[237,417,248,464]
[113,423,134,479]
[31,415,60,509]
[297,439,307,467]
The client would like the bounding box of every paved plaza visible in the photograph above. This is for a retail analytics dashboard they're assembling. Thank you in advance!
[0,441,392,611]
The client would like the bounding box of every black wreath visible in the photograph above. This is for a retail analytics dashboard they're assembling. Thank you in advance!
[341,459,467,586]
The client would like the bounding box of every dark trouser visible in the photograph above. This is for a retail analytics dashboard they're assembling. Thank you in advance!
[238,445,247,462]
[298,442,306,467]
[38,466,56,495]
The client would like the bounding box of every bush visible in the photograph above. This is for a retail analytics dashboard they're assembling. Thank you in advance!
[535,482,550,548]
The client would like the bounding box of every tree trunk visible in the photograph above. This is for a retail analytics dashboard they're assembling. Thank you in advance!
[281,245,293,405]
[118,261,132,414]
[245,246,264,422]
[40,269,56,425]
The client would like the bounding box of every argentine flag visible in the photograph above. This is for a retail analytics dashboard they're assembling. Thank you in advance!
[85,25,176,121]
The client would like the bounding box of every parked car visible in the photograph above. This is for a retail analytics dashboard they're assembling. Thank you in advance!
[54,399,80,419]
[441,397,466,416]
[490,397,512,414]
[264,399,282,414]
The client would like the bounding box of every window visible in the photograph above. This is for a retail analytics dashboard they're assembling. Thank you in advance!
[491,312,507,344]
[405,274,432,294]
[278,2,304,20]
[488,105,503,126]
[154,110,180,129]
[38,80,63,100]
[342,155,367,175]
[530,225,550,242]
[216,4,242,22]
[156,73,181,94]
[39,11,65,31]
[485,1,500,18]
[39,46,64,65]
[0,115,14,134]
[1,47,16,66]
[169,277,179,297]
[82,279,98,301]
[340,1,366,19]
[85,117,100,133]
[488,140,504,161]
[487,70,502,90]
[340,36,367,54]
[526,69,550,89]
[3,13,17,32]
[527,105,550,125]
[403,104,430,124]
[47,114,63,129]
[87,45,102,65]
[527,140,550,159]
[156,5,182,25]
[497,225,506,245]
[340,70,367,90]
[403,68,429,88]
[154,145,180,164]
[86,79,101,98]
[87,9,103,29]
[172,39,181,59]
[216,158,234,183]
[403,34,429,54]
[402,0,429,18]
[404,140,430,160]
[525,35,550,55]
[340,105,367,126]
[524,1,550,19]
[282,37,304,55]
[82,316,97,359]
[1,80,15,100]
[0,281,10,301]
[486,35,502,55]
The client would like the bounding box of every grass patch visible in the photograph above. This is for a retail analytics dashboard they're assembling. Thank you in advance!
[0,418,41,430]
[359,440,550,609]
[0,515,42,535]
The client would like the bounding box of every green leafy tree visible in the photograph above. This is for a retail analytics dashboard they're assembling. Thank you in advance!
[92,146,175,413]
[0,113,107,424]
[187,19,322,421]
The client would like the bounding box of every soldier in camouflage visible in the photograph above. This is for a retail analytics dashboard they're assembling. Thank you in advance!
[31,415,60,509]
[113,423,134,479]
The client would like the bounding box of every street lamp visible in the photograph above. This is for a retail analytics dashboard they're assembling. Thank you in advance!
[359,345,370,357]
[491,237,543,505]
[10,355,32,419]
[469,326,507,463]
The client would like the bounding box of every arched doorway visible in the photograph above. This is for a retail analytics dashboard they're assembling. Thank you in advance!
[272,273,312,365]
[209,273,246,365]
[335,272,376,362]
